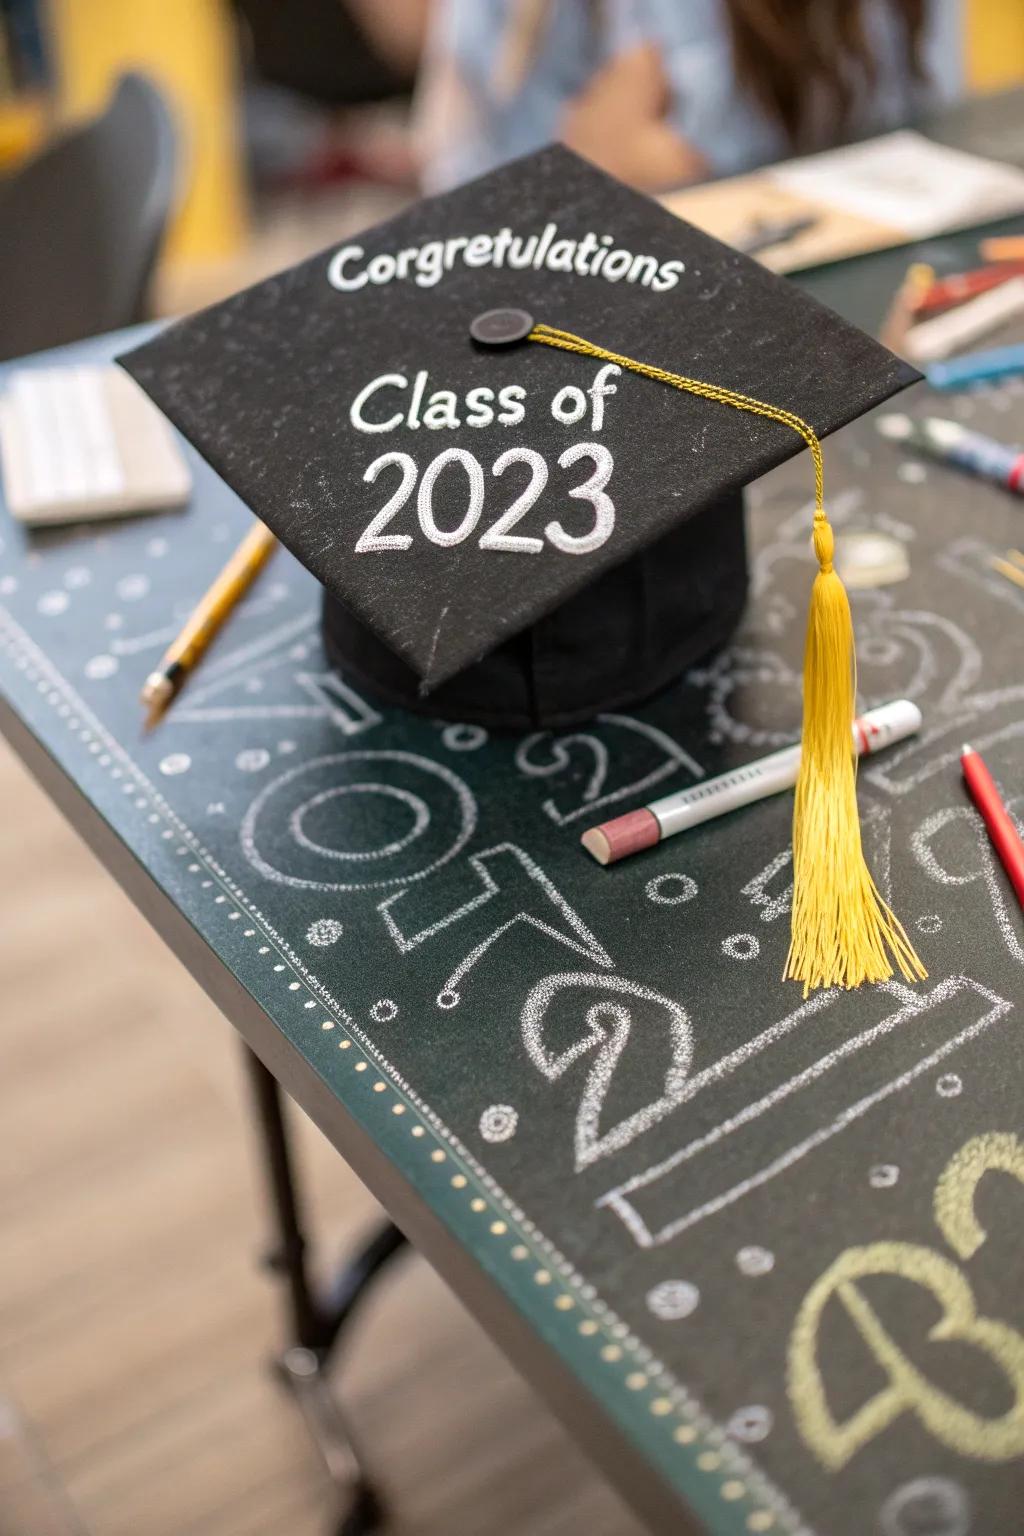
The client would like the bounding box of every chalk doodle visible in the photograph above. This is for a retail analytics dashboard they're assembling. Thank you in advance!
[600,976,1012,1246]
[687,646,800,750]
[521,972,693,1168]
[646,874,698,906]
[741,847,792,924]
[515,713,702,825]
[479,1104,519,1143]
[379,843,611,1007]
[912,803,1024,967]
[441,723,488,751]
[728,1406,773,1444]
[240,750,477,892]
[646,1279,700,1320]
[722,933,760,961]
[878,1478,969,1536]
[306,917,344,947]
[737,1247,775,1277]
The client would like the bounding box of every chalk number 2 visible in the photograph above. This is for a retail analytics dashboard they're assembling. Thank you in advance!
[355,444,615,556]
[789,1133,1024,1470]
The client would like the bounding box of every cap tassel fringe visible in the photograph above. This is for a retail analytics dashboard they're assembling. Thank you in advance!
[526,323,927,992]
[785,516,926,994]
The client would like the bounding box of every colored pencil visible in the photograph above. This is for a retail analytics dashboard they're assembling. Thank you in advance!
[926,342,1024,390]
[961,744,1024,906]
[904,276,1024,364]
[141,520,277,727]
[879,262,935,354]
[914,262,1024,317]
[980,236,1024,264]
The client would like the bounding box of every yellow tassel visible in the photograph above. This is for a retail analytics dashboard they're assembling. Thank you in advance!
[526,322,928,992]
[784,517,926,993]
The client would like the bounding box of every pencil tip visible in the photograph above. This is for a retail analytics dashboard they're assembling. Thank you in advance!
[962,743,973,756]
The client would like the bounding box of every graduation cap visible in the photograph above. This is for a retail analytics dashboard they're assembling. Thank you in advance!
[118,143,927,994]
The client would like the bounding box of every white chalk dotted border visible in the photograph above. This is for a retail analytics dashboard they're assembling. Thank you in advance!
[0,604,807,1536]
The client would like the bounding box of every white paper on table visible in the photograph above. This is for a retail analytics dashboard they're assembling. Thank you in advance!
[770,130,1024,240]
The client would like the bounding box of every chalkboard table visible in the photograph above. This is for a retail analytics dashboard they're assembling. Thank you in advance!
[4,138,1024,1536]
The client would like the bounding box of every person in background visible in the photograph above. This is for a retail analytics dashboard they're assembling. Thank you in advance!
[416,0,964,193]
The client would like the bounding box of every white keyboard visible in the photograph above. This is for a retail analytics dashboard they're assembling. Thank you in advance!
[0,364,191,526]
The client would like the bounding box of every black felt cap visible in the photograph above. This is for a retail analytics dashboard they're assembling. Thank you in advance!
[118,145,917,727]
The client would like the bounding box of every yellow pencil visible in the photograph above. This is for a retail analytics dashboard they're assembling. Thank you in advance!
[141,520,277,727]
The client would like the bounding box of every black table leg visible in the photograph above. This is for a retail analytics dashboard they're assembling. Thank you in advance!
[242,1043,408,1535]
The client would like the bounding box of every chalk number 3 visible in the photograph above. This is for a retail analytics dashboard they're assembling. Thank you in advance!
[354,443,615,557]
[789,1132,1024,1470]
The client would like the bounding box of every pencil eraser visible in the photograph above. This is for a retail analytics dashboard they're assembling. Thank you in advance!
[581,808,660,866]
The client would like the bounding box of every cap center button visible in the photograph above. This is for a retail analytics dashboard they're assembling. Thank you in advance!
[470,308,535,347]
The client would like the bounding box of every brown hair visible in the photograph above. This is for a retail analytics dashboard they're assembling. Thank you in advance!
[724,0,929,150]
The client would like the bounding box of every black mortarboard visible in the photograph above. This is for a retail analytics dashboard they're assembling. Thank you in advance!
[118,144,914,730]
[118,144,927,994]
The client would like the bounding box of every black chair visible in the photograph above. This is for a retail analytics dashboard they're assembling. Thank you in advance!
[0,73,178,362]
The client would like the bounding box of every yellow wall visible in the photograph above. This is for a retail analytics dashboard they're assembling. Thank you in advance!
[49,0,248,263]
[967,0,1024,91]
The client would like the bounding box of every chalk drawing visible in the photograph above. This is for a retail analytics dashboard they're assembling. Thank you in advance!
[687,646,800,750]
[601,976,1012,1246]
[521,972,693,1168]
[515,714,702,826]
[912,803,1024,967]
[646,874,698,906]
[728,1406,773,1444]
[240,751,477,892]
[737,1247,775,1277]
[878,1478,969,1536]
[442,723,488,751]
[236,748,271,773]
[646,1280,700,1320]
[379,842,611,1007]
[741,848,792,924]
[159,753,192,777]
[939,535,1024,616]
[291,784,429,862]
[722,934,760,961]
[479,1105,519,1142]
[84,654,118,680]
[306,918,343,947]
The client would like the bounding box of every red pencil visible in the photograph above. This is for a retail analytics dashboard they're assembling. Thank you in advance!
[914,263,1024,317]
[961,744,1024,906]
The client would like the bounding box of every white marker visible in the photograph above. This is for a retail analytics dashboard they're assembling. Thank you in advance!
[581,699,922,866]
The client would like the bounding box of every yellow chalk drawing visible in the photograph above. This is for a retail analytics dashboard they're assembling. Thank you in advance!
[934,1132,1024,1261]
[788,1241,1024,1470]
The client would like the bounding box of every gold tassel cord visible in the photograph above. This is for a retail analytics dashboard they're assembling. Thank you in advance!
[527,322,927,992]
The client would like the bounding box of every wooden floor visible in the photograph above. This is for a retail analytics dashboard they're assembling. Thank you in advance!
[0,738,643,1536]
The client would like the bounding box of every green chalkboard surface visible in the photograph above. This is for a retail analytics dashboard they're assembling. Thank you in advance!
[3,278,1024,1533]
